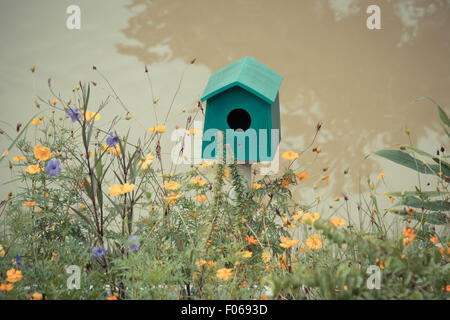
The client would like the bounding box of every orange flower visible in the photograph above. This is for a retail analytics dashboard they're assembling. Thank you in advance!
[195,194,207,203]
[306,234,323,250]
[223,169,230,180]
[430,236,439,245]
[403,227,415,241]
[331,216,346,227]
[246,235,258,245]
[281,151,299,160]
[252,182,262,190]
[22,201,37,207]
[301,212,320,224]
[280,237,299,249]
[216,268,233,280]
[33,145,51,161]
[207,260,216,267]
[281,175,290,188]
[377,173,387,179]
[323,174,329,185]
[25,164,43,174]
[195,259,207,267]
[190,177,207,186]
[31,118,43,125]
[6,268,23,283]
[106,295,118,300]
[295,172,309,182]
[148,125,165,134]
[313,147,322,153]
[0,283,13,291]
[108,183,135,196]
[12,155,25,162]
[164,192,183,204]
[164,181,181,190]
[198,162,213,168]
[50,99,59,105]
[31,292,43,300]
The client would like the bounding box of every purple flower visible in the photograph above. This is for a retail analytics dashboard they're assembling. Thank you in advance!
[15,254,22,269]
[66,107,81,122]
[127,235,140,253]
[45,159,61,177]
[106,132,118,147]
[92,245,106,259]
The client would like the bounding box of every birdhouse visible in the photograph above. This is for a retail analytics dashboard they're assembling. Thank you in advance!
[200,57,282,162]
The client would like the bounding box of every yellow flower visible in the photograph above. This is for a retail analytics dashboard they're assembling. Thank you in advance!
[101,144,121,156]
[0,283,13,291]
[261,252,271,263]
[33,145,51,161]
[194,194,206,203]
[281,151,299,160]
[301,212,320,224]
[292,210,303,222]
[295,172,310,182]
[148,125,166,134]
[12,155,26,162]
[108,183,135,196]
[252,182,262,190]
[280,237,299,249]
[164,181,181,190]
[140,153,154,170]
[223,169,230,179]
[216,268,233,280]
[198,162,213,168]
[298,247,308,253]
[331,216,346,227]
[164,192,183,204]
[31,118,43,125]
[306,234,323,250]
[84,111,100,122]
[187,129,201,135]
[25,164,43,174]
[190,177,207,186]
[240,250,252,258]
[31,292,43,300]
[6,268,23,283]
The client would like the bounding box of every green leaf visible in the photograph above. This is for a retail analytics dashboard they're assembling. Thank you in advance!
[374,150,445,176]
[386,191,448,198]
[392,196,449,212]
[400,145,434,158]
[387,208,447,225]
[416,96,450,127]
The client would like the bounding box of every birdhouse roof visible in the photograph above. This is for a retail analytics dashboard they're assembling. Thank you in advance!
[200,57,282,105]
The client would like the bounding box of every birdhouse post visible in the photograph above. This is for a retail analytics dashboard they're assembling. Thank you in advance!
[200,57,283,188]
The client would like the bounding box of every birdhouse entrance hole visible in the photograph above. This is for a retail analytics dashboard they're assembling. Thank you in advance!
[227,108,251,132]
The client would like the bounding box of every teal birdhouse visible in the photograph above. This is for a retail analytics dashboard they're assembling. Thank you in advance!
[200,57,283,162]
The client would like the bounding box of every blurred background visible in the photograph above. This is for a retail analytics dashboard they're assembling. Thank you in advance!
[0,0,449,205]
